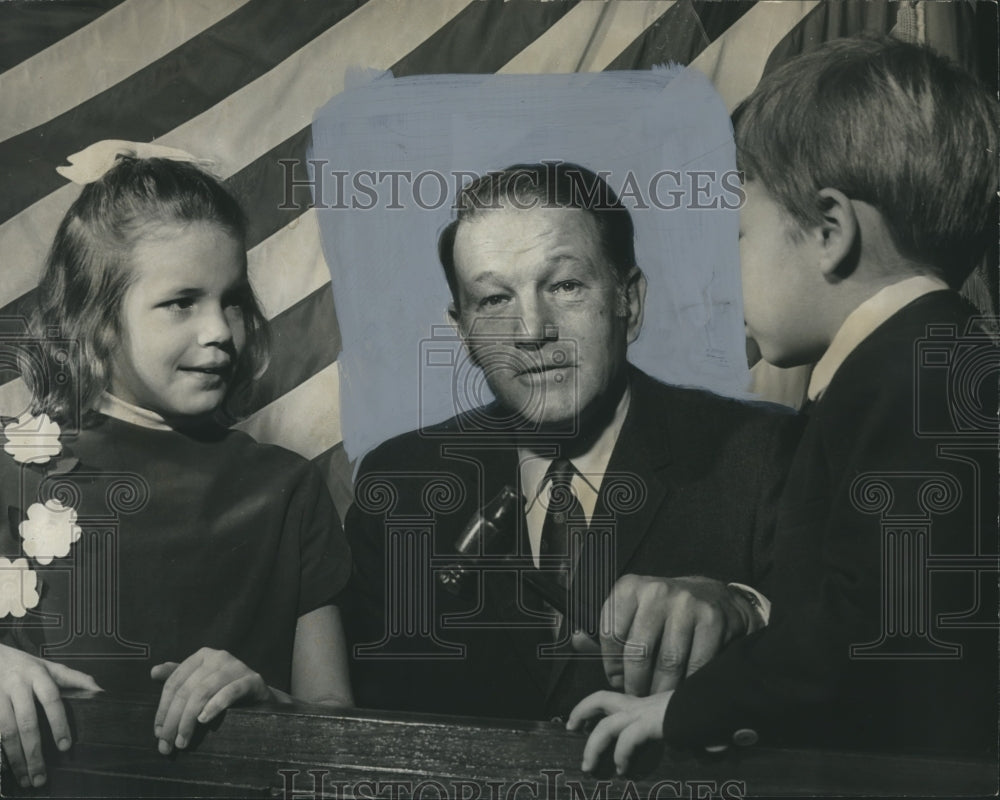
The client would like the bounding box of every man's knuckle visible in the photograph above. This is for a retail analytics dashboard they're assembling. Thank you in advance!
[657,651,685,671]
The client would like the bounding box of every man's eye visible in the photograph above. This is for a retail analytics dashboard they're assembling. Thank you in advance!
[551,280,582,294]
[478,295,509,309]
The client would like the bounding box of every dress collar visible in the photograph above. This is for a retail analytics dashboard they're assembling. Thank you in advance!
[93,393,173,431]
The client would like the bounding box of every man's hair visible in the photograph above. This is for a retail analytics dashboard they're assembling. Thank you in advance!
[438,162,637,305]
[733,35,1000,288]
[29,157,269,425]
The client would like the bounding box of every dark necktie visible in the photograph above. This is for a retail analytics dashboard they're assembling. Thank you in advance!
[539,458,584,592]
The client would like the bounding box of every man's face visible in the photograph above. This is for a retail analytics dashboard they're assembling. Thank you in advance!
[450,205,644,432]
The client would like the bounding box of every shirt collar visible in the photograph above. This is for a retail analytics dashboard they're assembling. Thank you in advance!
[807,275,948,401]
[94,392,173,431]
[519,385,632,512]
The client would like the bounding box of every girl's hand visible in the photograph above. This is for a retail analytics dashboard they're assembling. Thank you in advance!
[566,690,673,775]
[0,643,102,788]
[151,648,273,755]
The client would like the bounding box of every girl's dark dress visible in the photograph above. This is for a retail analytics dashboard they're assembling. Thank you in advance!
[0,411,351,695]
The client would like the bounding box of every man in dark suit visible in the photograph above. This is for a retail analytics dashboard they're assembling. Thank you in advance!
[344,163,801,720]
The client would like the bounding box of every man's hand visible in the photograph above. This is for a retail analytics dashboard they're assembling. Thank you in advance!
[572,575,762,695]
[567,690,672,775]
[151,648,273,755]
[0,643,102,788]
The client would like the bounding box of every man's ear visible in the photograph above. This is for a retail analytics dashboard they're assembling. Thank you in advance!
[815,188,859,281]
[623,266,648,344]
[448,301,483,369]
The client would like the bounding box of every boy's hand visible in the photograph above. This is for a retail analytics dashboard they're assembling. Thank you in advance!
[151,648,273,755]
[572,575,758,695]
[0,643,102,788]
[566,690,672,775]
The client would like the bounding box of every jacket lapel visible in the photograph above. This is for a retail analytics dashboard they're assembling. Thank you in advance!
[544,367,674,703]
[453,440,553,698]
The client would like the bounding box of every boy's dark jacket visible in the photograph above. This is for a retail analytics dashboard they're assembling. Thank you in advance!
[665,290,999,756]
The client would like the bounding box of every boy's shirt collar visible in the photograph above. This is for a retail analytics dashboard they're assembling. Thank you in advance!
[807,275,949,401]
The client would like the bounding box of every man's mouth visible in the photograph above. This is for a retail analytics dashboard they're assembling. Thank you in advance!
[514,363,574,377]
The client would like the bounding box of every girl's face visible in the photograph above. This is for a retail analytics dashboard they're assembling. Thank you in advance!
[109,222,249,420]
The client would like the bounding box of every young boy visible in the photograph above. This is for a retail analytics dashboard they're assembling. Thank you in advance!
[568,36,999,769]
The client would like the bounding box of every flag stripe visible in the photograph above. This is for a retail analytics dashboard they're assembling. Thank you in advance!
[0,0,248,142]
[688,1,821,111]
[0,0,126,72]
[228,128,314,251]
[0,0,475,312]
[248,210,330,320]
[247,286,340,416]
[311,441,354,523]
[0,0,368,223]
[391,0,579,77]
[605,0,709,70]
[235,362,341,460]
[497,0,673,74]
[691,0,758,43]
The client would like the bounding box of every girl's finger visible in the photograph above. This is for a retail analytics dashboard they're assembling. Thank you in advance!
[46,660,103,694]
[157,668,214,753]
[581,711,632,773]
[198,673,267,725]
[150,662,180,682]
[567,690,629,730]
[154,655,204,733]
[31,672,73,752]
[0,694,30,788]
[171,658,241,749]
[9,682,46,787]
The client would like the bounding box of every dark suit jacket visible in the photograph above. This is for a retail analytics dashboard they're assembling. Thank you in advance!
[344,366,802,720]
[664,291,999,756]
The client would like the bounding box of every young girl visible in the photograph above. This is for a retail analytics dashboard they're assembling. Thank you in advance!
[0,148,353,789]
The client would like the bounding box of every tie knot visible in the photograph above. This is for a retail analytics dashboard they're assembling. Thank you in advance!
[544,458,577,487]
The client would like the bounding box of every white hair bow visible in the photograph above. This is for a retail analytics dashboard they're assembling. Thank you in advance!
[56,139,213,185]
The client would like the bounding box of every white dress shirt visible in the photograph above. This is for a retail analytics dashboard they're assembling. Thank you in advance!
[518,388,631,568]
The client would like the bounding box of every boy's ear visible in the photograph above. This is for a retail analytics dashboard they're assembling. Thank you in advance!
[815,188,859,280]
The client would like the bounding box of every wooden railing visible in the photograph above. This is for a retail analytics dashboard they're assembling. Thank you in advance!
[3,691,995,798]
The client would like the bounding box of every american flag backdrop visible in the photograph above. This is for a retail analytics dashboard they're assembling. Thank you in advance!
[1,0,995,520]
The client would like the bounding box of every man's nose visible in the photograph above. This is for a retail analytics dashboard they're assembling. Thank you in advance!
[513,297,558,349]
